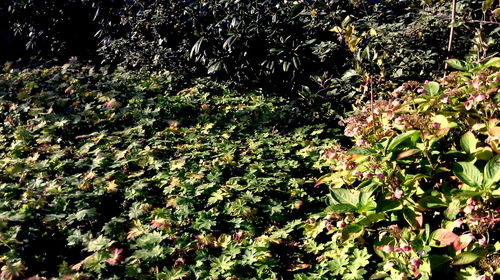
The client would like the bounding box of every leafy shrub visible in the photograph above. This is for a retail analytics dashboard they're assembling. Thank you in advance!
[4,0,497,96]
[316,57,500,279]
[2,0,102,62]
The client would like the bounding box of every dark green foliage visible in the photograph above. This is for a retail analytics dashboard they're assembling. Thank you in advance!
[3,0,497,96]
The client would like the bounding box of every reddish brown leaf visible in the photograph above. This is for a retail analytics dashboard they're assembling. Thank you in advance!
[397,149,420,159]
[433,229,458,246]
[453,234,474,251]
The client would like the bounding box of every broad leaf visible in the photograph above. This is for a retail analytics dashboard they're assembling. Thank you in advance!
[484,155,500,188]
[445,59,466,71]
[453,162,483,188]
[452,252,481,265]
[376,199,402,212]
[453,234,474,251]
[330,189,359,206]
[483,57,500,68]
[418,196,447,209]
[341,224,363,241]
[430,229,458,247]
[424,81,440,96]
[387,130,420,153]
[460,131,478,154]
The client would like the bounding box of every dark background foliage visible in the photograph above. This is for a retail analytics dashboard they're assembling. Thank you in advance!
[2,0,497,95]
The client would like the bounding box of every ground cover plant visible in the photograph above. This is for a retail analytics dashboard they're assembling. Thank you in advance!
[0,61,341,279]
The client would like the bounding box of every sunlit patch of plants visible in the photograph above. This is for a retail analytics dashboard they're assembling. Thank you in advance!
[0,61,342,279]
[316,58,499,279]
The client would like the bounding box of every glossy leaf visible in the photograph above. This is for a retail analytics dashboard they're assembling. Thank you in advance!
[430,229,458,247]
[453,162,483,188]
[452,252,481,265]
[386,130,420,153]
[484,155,500,188]
[460,131,478,154]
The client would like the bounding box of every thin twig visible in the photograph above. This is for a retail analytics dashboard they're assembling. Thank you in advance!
[444,0,457,76]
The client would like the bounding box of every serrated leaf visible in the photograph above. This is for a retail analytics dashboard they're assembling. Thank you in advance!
[453,162,483,188]
[87,235,112,252]
[460,131,478,154]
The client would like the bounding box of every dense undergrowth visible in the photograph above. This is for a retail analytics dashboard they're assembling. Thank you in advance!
[0,61,341,279]
[0,57,499,279]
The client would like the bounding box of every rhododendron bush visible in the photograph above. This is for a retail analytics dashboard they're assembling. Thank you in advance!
[316,58,500,279]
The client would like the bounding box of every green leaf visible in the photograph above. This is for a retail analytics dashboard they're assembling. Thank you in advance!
[330,189,359,206]
[484,155,500,188]
[424,81,440,96]
[460,131,478,154]
[329,256,349,275]
[376,199,402,212]
[342,224,363,241]
[357,191,376,212]
[386,130,420,153]
[452,252,481,265]
[158,268,189,280]
[483,0,495,12]
[482,57,500,68]
[445,199,461,220]
[453,162,483,188]
[347,147,374,156]
[429,255,452,270]
[418,196,447,209]
[290,3,304,17]
[315,172,345,188]
[87,235,112,252]
[445,59,466,71]
[328,204,358,213]
[403,207,421,229]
